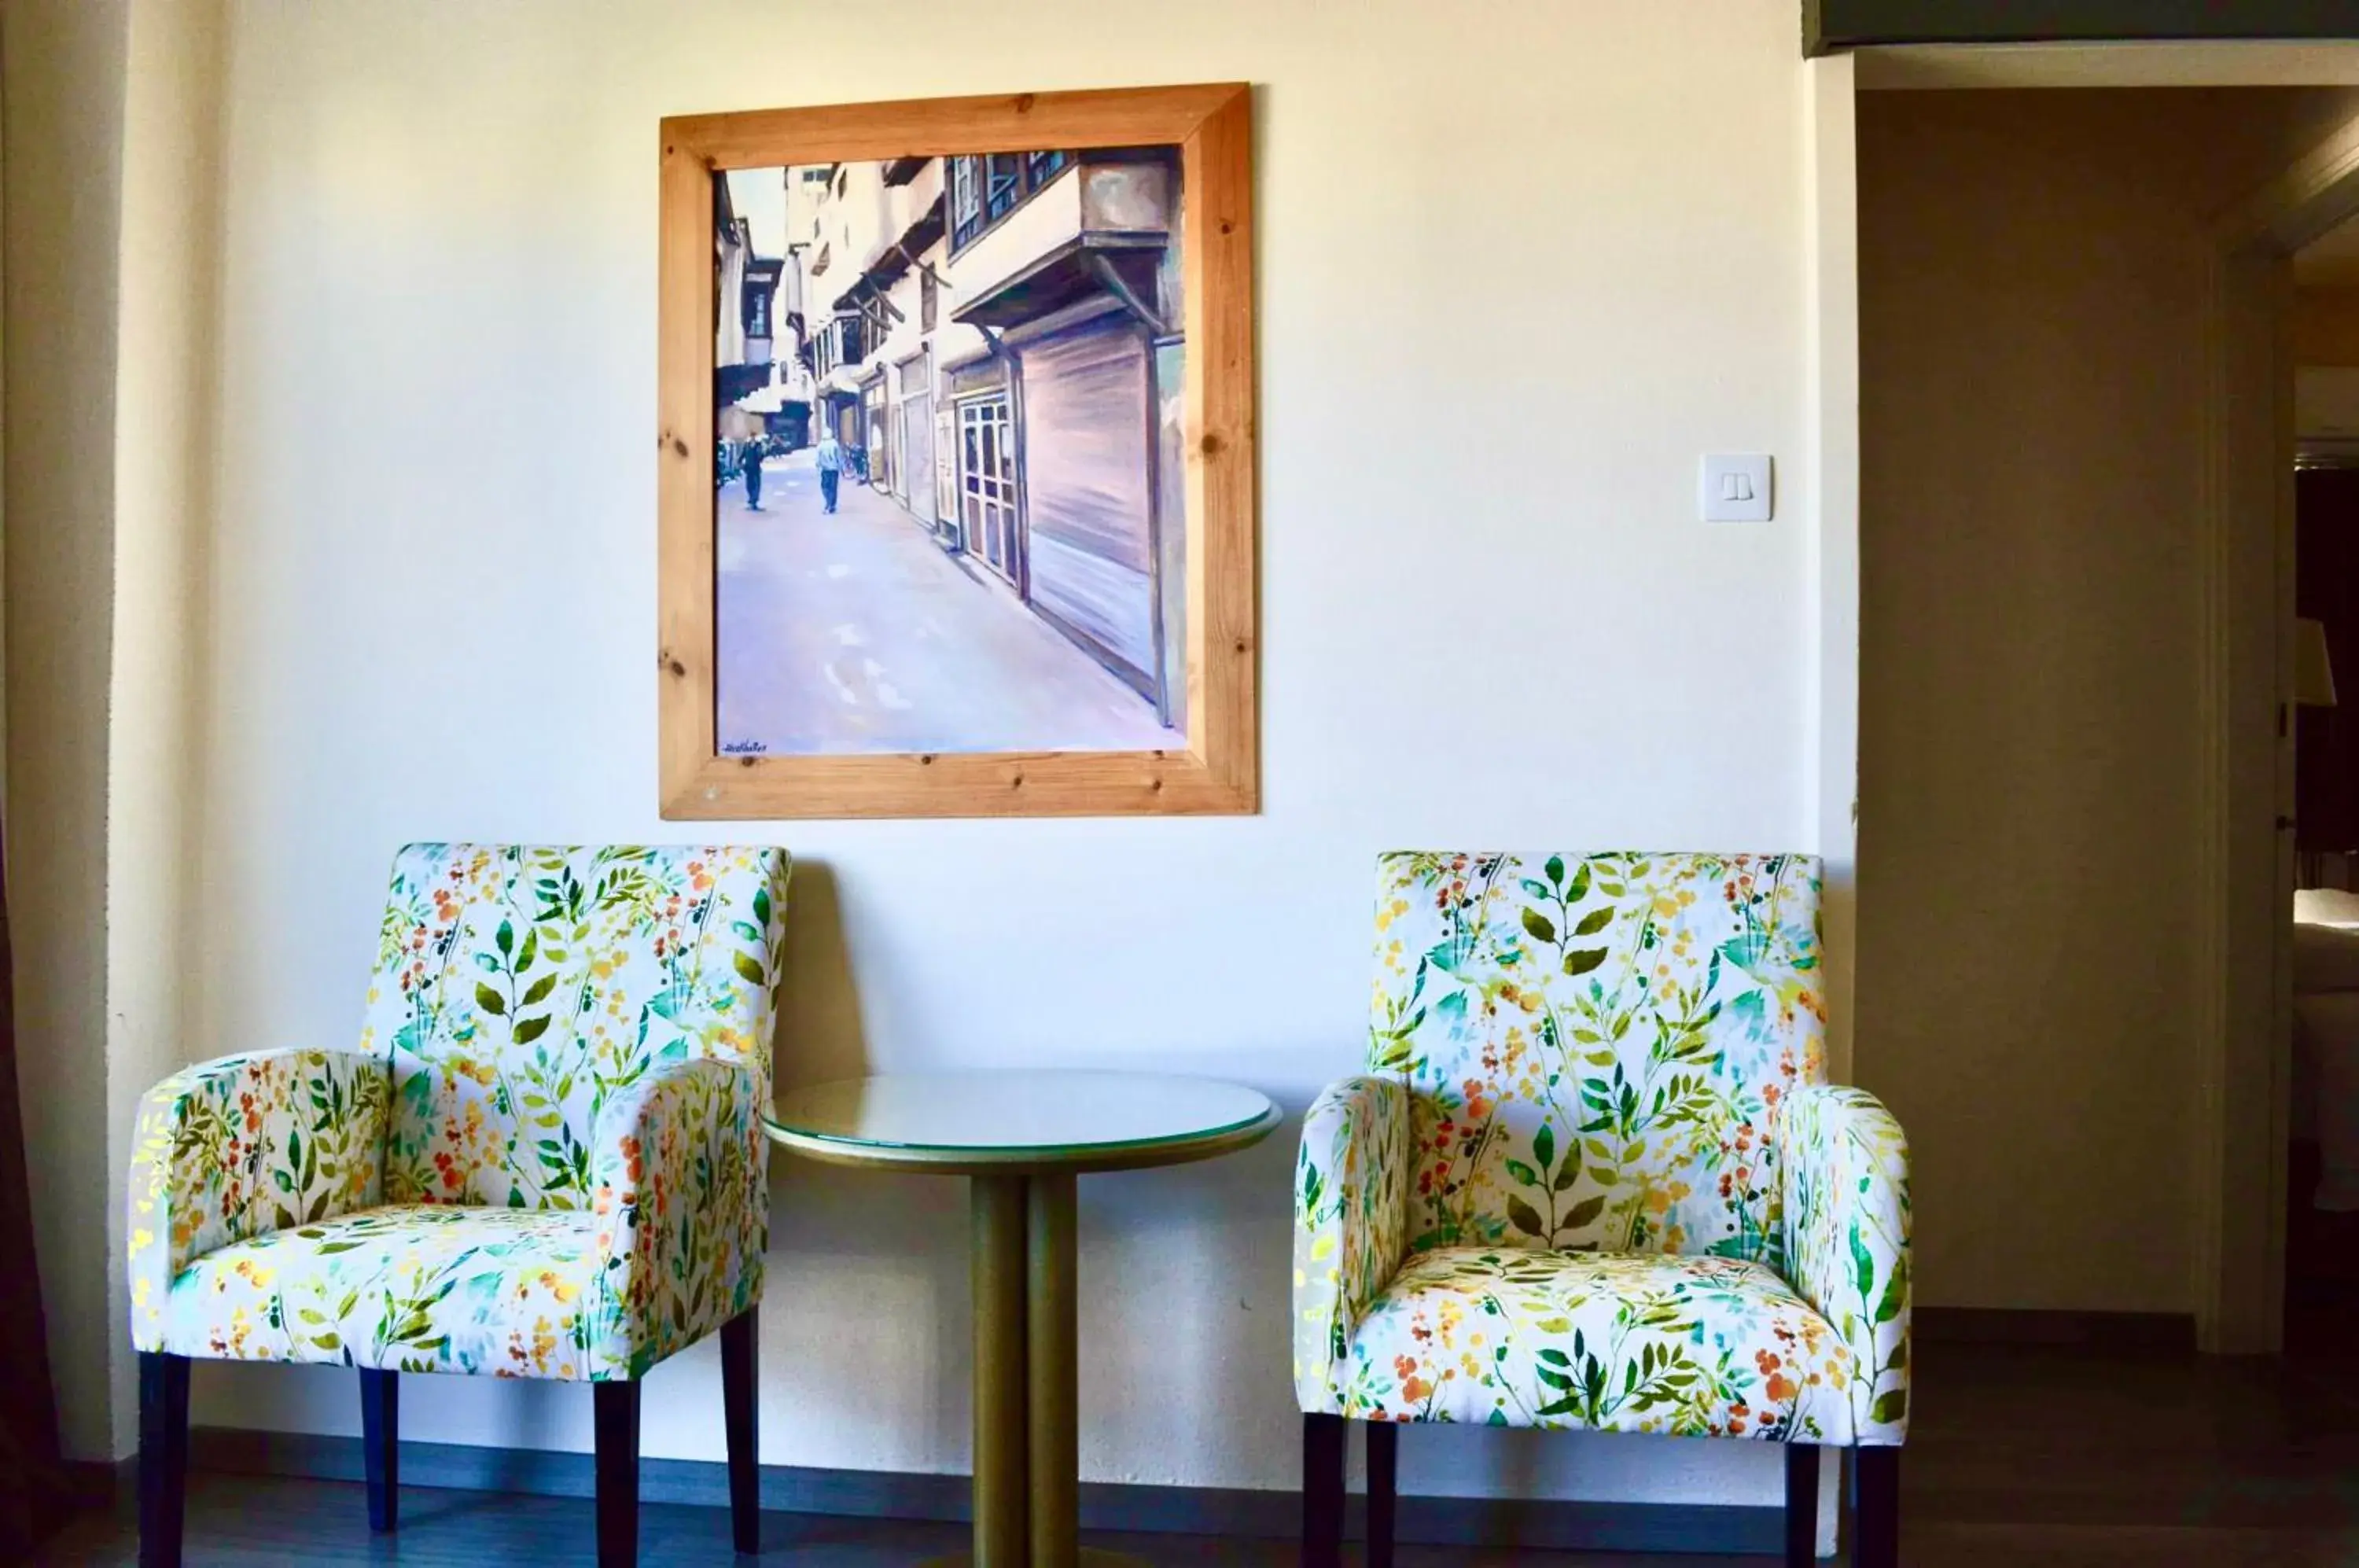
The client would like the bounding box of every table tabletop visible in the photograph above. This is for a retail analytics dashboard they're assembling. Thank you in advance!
[764,1069,1282,1175]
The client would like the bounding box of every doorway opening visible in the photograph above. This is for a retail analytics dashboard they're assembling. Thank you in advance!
[1852,72,2359,1354]
[2284,239,2359,1356]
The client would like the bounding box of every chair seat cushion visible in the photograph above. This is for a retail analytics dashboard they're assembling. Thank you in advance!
[160,1204,627,1380]
[1337,1246,1868,1441]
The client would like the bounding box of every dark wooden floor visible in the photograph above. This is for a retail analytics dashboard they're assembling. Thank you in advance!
[2286,1140,2359,1365]
[34,1342,2359,1565]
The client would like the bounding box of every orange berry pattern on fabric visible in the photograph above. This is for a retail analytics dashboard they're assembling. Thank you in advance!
[127,844,790,1382]
[1292,852,1909,1444]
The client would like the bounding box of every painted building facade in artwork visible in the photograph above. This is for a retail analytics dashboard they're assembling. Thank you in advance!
[717,145,1187,734]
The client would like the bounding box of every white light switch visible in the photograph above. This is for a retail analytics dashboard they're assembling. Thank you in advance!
[1700,454,1773,522]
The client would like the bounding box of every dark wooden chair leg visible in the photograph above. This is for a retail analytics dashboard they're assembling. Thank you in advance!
[1301,1412,1345,1568]
[1854,1446,1900,1568]
[359,1368,397,1533]
[1365,1419,1397,1568]
[594,1380,641,1568]
[720,1309,760,1555]
[1783,1443,1818,1566]
[138,1352,190,1568]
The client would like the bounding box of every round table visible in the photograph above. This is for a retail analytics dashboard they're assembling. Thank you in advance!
[764,1070,1281,1568]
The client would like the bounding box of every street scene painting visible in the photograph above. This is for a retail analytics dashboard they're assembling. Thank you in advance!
[712,146,1190,757]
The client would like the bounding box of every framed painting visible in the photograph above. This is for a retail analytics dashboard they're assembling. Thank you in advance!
[657,84,1257,818]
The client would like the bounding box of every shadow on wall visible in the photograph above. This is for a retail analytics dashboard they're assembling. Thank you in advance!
[753,865,1651,1500]
[763,1117,1303,1482]
[774,859,870,1092]
[760,863,1309,1478]
[765,856,973,1463]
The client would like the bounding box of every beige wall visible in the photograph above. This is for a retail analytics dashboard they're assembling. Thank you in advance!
[33,2,2355,1485]
[2,0,129,1462]
[167,0,1824,1508]
[2,0,1854,1500]
[1858,88,2359,1313]
[2297,285,2359,364]
[2,0,231,1463]
[105,0,229,1445]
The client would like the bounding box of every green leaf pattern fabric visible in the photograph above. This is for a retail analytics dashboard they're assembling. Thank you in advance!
[1330,1246,1864,1439]
[127,1047,391,1342]
[1291,1074,1410,1396]
[1292,852,1910,1445]
[127,844,790,1382]
[153,1204,608,1376]
[1781,1084,1912,1439]
[587,1055,767,1375]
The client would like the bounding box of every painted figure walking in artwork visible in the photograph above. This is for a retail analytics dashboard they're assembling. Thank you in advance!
[742,436,765,510]
[815,431,842,514]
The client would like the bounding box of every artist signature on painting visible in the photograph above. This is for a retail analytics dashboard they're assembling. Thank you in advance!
[721,738,769,756]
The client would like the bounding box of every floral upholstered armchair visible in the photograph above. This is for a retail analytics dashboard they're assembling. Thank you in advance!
[1294,853,1909,1568]
[126,845,790,1568]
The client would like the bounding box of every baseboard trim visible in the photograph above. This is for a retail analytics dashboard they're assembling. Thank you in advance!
[1916,1306,2196,1352]
[57,1459,127,1510]
[31,1458,127,1542]
[191,1426,1783,1556]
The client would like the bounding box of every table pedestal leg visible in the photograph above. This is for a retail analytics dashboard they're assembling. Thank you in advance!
[972,1173,1029,1566]
[937,1173,1144,1568]
[1028,1173,1078,1567]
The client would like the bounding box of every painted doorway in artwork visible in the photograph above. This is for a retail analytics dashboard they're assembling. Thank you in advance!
[935,404,959,544]
[959,391,1022,591]
[900,363,937,532]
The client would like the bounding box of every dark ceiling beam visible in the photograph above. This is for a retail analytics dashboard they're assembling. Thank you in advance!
[1807,1,2359,57]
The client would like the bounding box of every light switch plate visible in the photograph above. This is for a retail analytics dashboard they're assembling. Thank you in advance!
[1699,454,1773,522]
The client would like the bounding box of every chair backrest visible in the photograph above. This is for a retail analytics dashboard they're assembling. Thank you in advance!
[1371,852,1824,1264]
[366,844,790,1209]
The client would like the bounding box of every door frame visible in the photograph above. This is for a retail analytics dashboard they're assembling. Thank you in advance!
[1820,40,2359,1354]
[2194,114,2359,1353]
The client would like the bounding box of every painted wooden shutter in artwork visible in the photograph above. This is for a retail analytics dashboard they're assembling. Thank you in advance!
[902,389,936,528]
[1018,315,1157,694]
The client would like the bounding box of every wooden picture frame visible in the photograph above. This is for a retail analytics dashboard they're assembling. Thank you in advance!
[657,84,1257,819]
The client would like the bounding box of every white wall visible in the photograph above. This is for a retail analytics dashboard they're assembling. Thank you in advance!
[1806,53,1860,1084]
[92,0,1830,1512]
[2,0,129,1465]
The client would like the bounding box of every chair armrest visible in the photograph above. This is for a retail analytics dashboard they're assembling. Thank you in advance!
[1779,1083,1912,1442]
[588,1057,765,1378]
[1292,1074,1411,1412]
[127,1047,389,1349]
